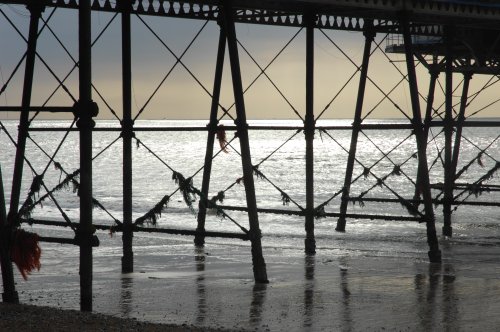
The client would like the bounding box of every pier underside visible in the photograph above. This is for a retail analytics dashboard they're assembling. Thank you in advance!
[1,0,500,311]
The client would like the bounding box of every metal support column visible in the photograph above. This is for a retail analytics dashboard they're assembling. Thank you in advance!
[7,3,43,227]
[3,4,42,304]
[423,65,439,142]
[336,21,375,232]
[443,27,454,237]
[195,25,226,247]
[446,72,472,236]
[402,17,441,263]
[304,12,316,254]
[77,0,98,311]
[120,0,134,273]
[415,69,439,202]
[222,0,268,283]
[0,165,19,303]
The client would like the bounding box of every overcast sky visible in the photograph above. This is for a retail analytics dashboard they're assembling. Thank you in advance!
[0,4,498,121]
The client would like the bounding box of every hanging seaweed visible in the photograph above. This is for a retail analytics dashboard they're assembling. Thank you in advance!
[91,198,105,211]
[109,226,116,238]
[482,162,500,181]
[459,162,471,175]
[356,191,368,207]
[253,168,265,180]
[135,195,170,226]
[376,174,391,188]
[54,162,62,171]
[47,170,80,195]
[54,161,63,183]
[29,175,43,199]
[314,205,326,219]
[172,171,197,212]
[19,170,81,220]
[466,162,500,197]
[362,167,370,179]
[392,165,402,176]
[10,229,41,280]
[280,191,291,206]
[17,175,44,221]
[216,124,229,153]
[17,196,35,221]
[215,206,227,219]
[467,184,484,198]
[210,191,225,204]
[401,200,421,217]
[477,151,484,167]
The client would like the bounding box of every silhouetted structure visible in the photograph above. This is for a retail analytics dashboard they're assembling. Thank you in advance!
[2,0,500,311]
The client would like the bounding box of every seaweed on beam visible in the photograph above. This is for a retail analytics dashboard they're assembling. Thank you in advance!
[134,195,170,226]
[172,171,197,213]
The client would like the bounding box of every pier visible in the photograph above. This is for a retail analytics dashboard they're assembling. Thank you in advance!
[1,0,500,312]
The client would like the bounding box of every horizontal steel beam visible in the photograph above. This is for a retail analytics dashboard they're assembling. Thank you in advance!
[25,121,500,132]
[217,205,423,222]
[25,218,250,240]
[0,106,73,113]
[3,0,500,34]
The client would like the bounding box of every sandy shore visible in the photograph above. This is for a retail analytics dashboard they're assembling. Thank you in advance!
[0,302,228,331]
[3,231,500,331]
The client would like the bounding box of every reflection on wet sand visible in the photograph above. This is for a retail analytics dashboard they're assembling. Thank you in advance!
[339,256,352,332]
[195,247,206,325]
[17,238,500,332]
[304,255,315,329]
[249,283,267,327]
[119,276,133,317]
[442,264,458,332]
[415,262,458,331]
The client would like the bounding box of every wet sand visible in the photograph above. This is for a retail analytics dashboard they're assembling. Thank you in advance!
[3,232,500,331]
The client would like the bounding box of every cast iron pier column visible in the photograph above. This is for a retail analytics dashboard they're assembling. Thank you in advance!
[443,27,454,237]
[415,68,439,202]
[7,2,43,228]
[120,0,134,273]
[0,165,18,303]
[445,72,471,236]
[304,12,316,254]
[195,25,226,247]
[336,21,375,232]
[77,0,98,311]
[402,16,441,263]
[222,0,268,283]
[3,2,42,304]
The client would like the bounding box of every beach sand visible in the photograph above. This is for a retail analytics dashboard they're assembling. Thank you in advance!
[0,302,225,331]
[2,232,500,331]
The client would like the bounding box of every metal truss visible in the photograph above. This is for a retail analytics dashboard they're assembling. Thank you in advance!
[2,0,500,312]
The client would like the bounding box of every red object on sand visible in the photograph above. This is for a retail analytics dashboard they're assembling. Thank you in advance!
[10,229,41,280]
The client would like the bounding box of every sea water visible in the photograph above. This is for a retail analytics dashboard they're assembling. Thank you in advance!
[2,119,500,329]
[2,119,500,251]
